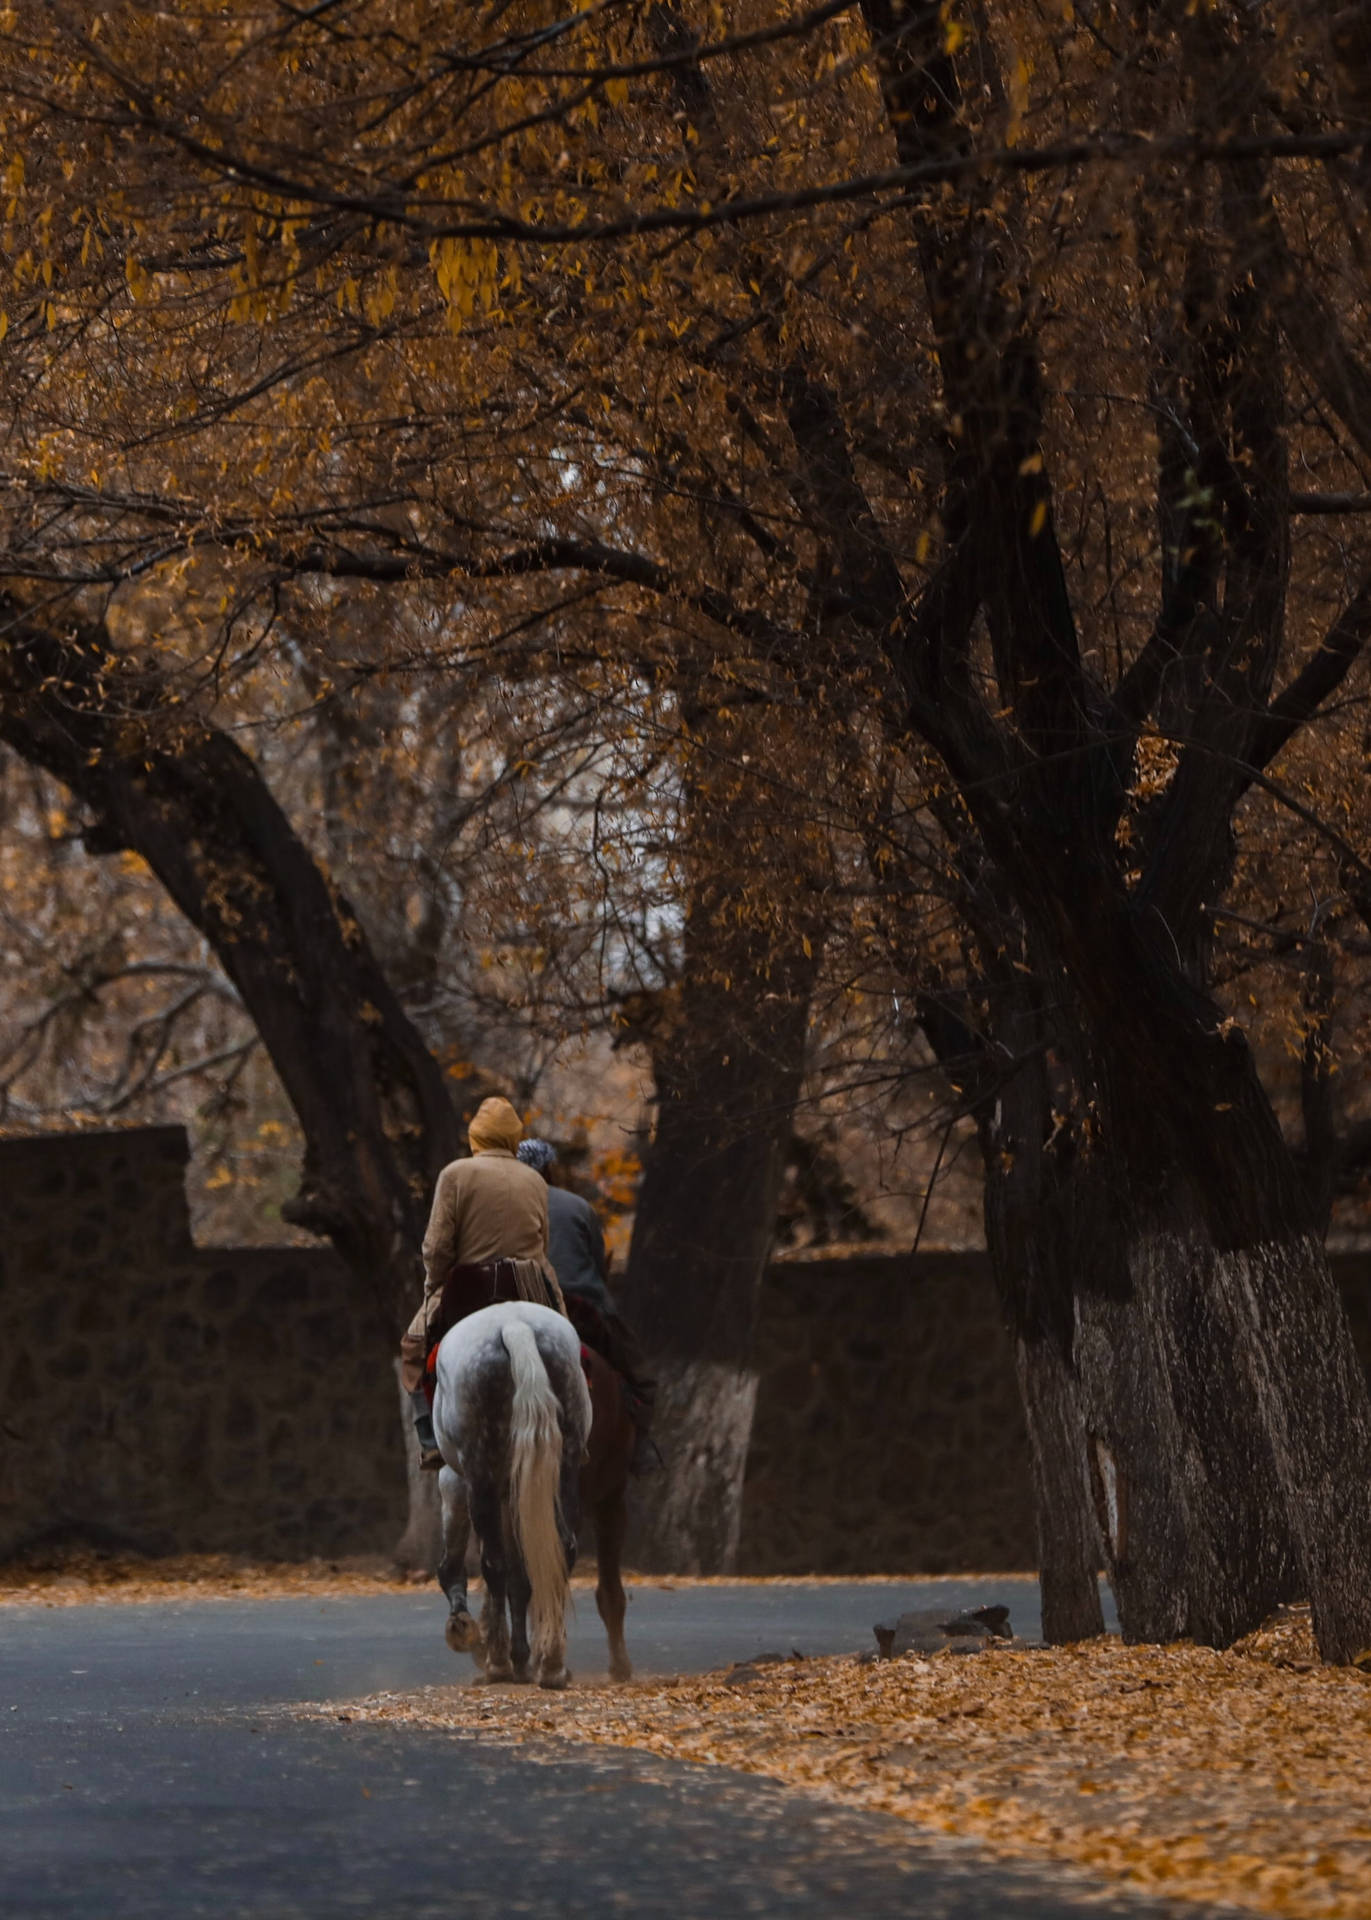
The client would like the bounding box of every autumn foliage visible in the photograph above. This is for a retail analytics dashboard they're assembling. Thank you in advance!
[4,3,1371,1631]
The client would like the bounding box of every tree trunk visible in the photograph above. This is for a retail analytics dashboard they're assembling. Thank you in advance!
[978,1020,1308,1648]
[619,926,817,1569]
[970,1016,1106,1641]
[1074,923,1362,1653]
[1072,1273,1193,1643]
[963,888,1357,1653]
[851,0,1371,1658]
[983,1053,1213,1644]
[1015,1334,1104,1643]
[0,612,463,1565]
[917,982,1105,1639]
[618,717,820,1573]
[912,794,1370,1654]
[391,1360,443,1573]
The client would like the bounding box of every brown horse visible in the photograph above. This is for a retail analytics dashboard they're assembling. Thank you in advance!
[436,1322,635,1684]
[578,1341,634,1682]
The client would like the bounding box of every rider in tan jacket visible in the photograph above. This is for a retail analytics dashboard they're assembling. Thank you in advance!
[420,1146,553,1289]
[400,1096,563,1468]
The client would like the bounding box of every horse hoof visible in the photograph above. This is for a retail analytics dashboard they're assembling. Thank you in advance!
[511,1665,533,1685]
[445,1611,482,1654]
[538,1667,570,1691]
[480,1661,515,1684]
[609,1659,633,1684]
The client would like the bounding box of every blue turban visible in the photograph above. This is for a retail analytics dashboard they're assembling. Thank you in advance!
[517,1138,557,1175]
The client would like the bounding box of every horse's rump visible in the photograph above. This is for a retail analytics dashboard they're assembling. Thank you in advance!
[435,1301,588,1445]
[426,1258,558,1378]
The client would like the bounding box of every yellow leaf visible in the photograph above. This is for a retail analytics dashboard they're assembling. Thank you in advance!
[1029,499,1048,537]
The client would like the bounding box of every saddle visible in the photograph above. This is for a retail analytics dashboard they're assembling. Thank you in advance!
[561,1290,611,1360]
[421,1258,554,1404]
[423,1290,634,1413]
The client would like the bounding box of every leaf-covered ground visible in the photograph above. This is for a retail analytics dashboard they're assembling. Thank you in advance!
[0,1548,933,1606]
[311,1609,1371,1919]
[10,1555,1367,1913]
[0,1550,439,1605]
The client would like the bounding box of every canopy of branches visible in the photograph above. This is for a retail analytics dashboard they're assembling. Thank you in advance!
[2,0,1370,1242]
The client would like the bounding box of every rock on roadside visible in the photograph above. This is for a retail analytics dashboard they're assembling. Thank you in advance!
[874,1603,1031,1658]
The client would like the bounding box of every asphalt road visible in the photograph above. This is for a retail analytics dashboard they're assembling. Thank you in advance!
[2,1579,1218,1920]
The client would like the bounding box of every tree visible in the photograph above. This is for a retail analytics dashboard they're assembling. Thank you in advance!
[7,1,1371,1647]
[0,602,470,1560]
[617,692,825,1569]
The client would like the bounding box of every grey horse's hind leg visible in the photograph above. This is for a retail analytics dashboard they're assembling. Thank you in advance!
[469,1472,514,1682]
[506,1540,533,1683]
[437,1467,482,1655]
[558,1430,583,1574]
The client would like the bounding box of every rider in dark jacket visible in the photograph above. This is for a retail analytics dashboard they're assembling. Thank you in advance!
[517,1139,657,1470]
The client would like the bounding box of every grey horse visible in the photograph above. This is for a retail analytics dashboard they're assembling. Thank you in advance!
[431,1300,590,1690]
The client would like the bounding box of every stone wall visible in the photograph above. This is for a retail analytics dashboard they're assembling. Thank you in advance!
[6,1125,1371,1572]
[738,1248,1371,1576]
[0,1127,402,1560]
[738,1253,1036,1574]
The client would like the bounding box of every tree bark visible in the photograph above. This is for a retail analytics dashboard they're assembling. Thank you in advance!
[1069,909,1358,1650]
[929,992,1106,1642]
[1015,1334,1104,1643]
[974,1011,1309,1649]
[619,921,819,1569]
[392,1360,445,1572]
[1070,1220,1198,1643]
[914,939,1309,1647]
[955,832,1361,1655]
[982,1129,1106,1640]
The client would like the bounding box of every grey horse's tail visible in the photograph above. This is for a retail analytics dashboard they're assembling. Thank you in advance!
[501,1319,568,1669]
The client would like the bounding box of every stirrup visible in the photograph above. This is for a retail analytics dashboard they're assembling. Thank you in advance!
[409,1388,441,1468]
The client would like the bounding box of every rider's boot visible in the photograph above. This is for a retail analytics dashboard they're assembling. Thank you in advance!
[409,1387,444,1472]
[626,1393,662,1476]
